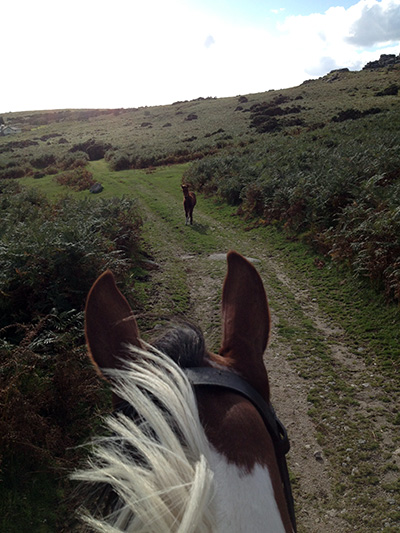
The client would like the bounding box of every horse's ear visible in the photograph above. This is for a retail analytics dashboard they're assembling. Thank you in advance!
[219,251,270,399]
[85,271,142,377]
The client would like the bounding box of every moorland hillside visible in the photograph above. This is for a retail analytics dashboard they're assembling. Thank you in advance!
[2,59,399,300]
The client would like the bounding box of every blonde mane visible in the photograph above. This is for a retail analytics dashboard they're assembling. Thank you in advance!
[73,344,216,533]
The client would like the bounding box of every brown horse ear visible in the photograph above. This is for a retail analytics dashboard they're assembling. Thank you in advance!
[219,251,270,399]
[85,271,142,378]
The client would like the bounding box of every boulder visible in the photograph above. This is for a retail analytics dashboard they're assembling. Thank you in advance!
[89,183,104,194]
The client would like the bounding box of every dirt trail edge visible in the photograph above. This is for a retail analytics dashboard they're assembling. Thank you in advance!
[131,172,399,533]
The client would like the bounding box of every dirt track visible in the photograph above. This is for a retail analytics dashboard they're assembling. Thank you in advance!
[131,173,400,533]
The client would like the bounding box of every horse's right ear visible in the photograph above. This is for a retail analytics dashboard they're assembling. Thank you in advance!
[85,271,142,377]
[219,251,271,399]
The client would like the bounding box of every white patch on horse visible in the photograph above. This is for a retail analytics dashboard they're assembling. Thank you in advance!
[208,448,286,533]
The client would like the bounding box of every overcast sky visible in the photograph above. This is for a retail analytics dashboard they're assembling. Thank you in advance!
[2,0,400,113]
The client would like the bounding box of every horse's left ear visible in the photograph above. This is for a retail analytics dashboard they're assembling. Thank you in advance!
[219,251,271,399]
[85,271,142,377]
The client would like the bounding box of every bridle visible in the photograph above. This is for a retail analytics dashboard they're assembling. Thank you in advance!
[113,365,297,533]
[184,366,297,533]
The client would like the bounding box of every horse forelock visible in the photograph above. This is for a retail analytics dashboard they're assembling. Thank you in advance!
[153,322,207,369]
[152,325,276,467]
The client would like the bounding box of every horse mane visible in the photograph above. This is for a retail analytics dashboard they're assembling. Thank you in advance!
[72,341,216,533]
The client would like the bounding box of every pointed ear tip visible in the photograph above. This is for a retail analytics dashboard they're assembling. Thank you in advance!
[86,270,116,312]
[227,250,243,264]
[90,270,116,292]
[226,250,254,271]
[97,269,115,283]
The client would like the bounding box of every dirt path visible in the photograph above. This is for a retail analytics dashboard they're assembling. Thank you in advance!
[131,173,399,533]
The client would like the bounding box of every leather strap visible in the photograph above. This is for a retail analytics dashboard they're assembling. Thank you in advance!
[184,366,297,533]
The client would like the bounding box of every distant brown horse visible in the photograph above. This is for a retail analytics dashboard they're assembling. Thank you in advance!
[181,184,196,225]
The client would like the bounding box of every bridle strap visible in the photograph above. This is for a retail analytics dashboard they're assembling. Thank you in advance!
[184,366,297,533]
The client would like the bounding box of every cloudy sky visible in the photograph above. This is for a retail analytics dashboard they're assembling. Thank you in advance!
[2,0,400,113]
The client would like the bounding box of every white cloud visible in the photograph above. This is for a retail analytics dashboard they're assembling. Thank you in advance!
[346,0,400,45]
[277,1,400,78]
[1,0,400,112]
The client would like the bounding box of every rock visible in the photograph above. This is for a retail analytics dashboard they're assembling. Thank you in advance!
[208,253,260,263]
[141,259,160,270]
[363,53,400,70]
[314,450,324,462]
[329,68,350,74]
[89,183,103,194]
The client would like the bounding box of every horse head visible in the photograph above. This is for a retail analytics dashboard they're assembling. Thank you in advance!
[75,251,295,532]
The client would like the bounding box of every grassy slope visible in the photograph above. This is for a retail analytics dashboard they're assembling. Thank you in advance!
[2,67,399,169]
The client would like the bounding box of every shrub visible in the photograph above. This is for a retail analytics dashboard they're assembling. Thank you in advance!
[0,309,106,531]
[109,151,131,171]
[30,153,57,169]
[0,166,28,179]
[332,108,362,122]
[328,176,400,301]
[0,185,144,529]
[55,167,96,191]
[184,153,256,205]
[0,190,142,328]
[376,84,399,96]
[69,138,112,161]
[61,151,89,170]
[332,107,383,122]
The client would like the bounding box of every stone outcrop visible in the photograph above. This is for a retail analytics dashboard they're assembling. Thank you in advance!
[363,54,400,70]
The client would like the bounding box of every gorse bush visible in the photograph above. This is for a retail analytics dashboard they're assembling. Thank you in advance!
[55,167,96,190]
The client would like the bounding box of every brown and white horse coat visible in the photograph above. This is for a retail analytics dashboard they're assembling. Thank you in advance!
[74,251,294,533]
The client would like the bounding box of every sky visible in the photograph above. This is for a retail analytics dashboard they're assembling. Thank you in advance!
[2,0,400,113]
